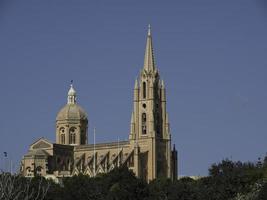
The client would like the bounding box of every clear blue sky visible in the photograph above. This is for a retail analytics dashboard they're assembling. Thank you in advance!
[0,0,266,176]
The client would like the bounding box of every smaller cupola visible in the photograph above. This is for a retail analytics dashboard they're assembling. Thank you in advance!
[68,81,77,104]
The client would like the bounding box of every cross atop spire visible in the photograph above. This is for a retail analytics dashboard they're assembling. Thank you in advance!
[143,24,155,72]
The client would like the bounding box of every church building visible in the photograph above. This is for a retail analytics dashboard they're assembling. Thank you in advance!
[20,26,178,182]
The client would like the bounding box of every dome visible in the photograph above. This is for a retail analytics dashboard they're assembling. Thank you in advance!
[56,103,88,121]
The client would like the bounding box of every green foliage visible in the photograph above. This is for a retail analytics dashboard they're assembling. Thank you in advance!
[4,155,267,200]
[201,156,267,200]
[103,167,148,200]
[201,159,263,200]
[61,174,104,200]
[147,177,199,200]
[52,166,148,200]
[257,182,267,200]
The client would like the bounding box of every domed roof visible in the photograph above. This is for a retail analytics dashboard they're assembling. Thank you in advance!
[56,103,87,121]
[56,83,88,121]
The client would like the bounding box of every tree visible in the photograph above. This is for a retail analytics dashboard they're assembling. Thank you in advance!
[103,166,148,200]
[0,172,50,200]
[257,182,267,200]
[200,159,265,200]
[147,177,199,200]
[60,167,148,200]
[61,174,104,200]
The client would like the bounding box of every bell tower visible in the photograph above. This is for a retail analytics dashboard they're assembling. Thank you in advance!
[129,25,172,181]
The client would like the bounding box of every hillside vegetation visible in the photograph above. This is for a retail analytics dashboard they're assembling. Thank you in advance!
[1,156,267,200]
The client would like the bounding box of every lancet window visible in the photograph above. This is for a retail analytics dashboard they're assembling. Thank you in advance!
[61,134,65,144]
[143,82,146,99]
[69,127,76,144]
[142,113,147,134]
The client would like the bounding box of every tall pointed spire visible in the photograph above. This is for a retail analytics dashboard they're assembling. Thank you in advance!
[143,24,155,72]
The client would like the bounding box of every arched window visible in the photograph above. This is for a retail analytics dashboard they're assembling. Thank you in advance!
[143,82,146,99]
[59,127,65,144]
[61,134,65,144]
[26,167,32,177]
[36,166,43,176]
[142,113,147,134]
[69,127,76,144]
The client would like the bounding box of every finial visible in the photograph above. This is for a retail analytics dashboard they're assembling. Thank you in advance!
[134,78,138,89]
[67,81,77,104]
[131,112,134,123]
[148,24,151,36]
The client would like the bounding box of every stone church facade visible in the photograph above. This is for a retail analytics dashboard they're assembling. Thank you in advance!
[20,26,178,182]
